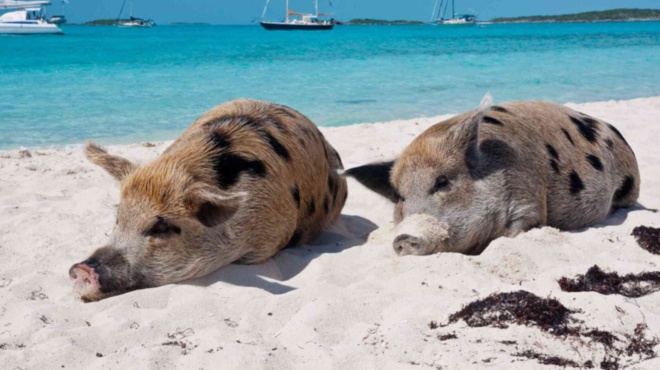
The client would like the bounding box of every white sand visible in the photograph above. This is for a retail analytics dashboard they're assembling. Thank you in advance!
[1,96,660,369]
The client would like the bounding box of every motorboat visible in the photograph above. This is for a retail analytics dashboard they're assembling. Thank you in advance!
[260,0,334,31]
[48,14,65,24]
[0,0,63,34]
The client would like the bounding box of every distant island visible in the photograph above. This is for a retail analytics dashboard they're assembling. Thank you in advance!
[492,8,660,24]
[84,19,126,26]
[346,19,424,25]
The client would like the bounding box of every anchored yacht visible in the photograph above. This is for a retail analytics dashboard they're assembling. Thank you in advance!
[260,0,334,31]
[431,0,477,26]
[117,0,155,28]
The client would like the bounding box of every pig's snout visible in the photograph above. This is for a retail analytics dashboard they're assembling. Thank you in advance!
[393,214,450,256]
[393,234,428,256]
[69,260,101,300]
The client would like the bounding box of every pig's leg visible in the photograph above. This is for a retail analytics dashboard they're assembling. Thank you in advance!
[504,188,547,237]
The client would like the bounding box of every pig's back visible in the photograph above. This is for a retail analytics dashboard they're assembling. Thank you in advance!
[164,99,348,262]
[478,101,639,230]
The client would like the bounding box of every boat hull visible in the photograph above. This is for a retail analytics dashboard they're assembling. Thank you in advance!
[260,21,333,31]
[434,23,476,27]
[0,23,63,35]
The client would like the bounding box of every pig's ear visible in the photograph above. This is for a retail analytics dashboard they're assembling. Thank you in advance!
[85,142,137,182]
[344,161,398,203]
[185,184,245,228]
[451,93,492,159]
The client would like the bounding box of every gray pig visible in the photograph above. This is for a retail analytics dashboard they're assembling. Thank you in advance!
[346,96,640,255]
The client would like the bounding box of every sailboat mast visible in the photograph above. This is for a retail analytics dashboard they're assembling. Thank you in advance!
[452,0,455,18]
[285,0,289,22]
[315,0,319,17]
[130,0,133,18]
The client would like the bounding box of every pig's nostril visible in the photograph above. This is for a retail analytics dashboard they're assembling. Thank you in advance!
[69,265,78,280]
[82,258,100,269]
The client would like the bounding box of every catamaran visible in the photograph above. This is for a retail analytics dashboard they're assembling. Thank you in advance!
[260,0,334,30]
[431,0,476,26]
[116,0,155,28]
[0,0,63,34]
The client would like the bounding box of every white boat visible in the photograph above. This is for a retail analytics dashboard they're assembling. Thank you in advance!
[0,0,63,34]
[260,0,334,31]
[116,0,154,28]
[431,0,476,26]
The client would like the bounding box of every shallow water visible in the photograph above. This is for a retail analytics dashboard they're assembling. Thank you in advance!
[1,22,659,149]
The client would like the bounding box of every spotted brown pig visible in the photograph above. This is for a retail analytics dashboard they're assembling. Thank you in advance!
[346,96,639,256]
[70,99,347,301]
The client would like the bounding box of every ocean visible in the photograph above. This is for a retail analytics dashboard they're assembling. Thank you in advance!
[1,22,659,149]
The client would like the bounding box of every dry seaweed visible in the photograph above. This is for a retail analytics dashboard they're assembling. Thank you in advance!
[437,333,457,341]
[513,350,588,368]
[632,226,660,255]
[624,324,658,359]
[445,291,578,337]
[559,265,660,298]
[439,291,658,368]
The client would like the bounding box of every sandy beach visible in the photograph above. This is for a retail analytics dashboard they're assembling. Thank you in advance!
[1,96,660,369]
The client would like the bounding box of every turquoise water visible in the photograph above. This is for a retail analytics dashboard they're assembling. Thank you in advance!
[1,22,660,149]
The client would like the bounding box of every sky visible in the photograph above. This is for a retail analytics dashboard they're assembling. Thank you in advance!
[50,0,660,24]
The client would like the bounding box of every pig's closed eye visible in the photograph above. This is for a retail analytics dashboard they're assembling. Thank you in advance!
[145,216,181,237]
[430,175,450,194]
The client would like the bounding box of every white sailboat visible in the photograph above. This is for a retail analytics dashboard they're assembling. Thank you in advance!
[117,0,154,28]
[0,0,63,34]
[431,0,476,26]
[260,0,334,30]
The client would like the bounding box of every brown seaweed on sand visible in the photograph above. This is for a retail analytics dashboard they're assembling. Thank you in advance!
[632,226,660,255]
[559,265,660,298]
[438,291,659,368]
[444,291,580,337]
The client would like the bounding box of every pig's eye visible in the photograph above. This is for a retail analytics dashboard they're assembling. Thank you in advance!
[430,175,450,194]
[145,217,181,238]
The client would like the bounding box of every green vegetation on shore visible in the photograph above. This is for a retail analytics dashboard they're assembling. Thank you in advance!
[492,8,660,24]
[346,19,424,25]
[84,19,125,25]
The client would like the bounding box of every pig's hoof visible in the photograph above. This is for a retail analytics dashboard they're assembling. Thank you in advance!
[393,234,426,256]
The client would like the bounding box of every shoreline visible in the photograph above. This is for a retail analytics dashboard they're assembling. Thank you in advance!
[2,95,659,154]
[1,95,660,368]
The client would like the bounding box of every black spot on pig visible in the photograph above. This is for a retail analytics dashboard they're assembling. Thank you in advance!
[585,154,604,171]
[561,128,575,146]
[490,106,510,114]
[550,160,560,174]
[614,176,635,202]
[608,124,632,149]
[213,154,267,189]
[569,171,585,195]
[569,116,599,143]
[546,144,559,160]
[482,116,503,126]
[307,198,316,216]
[291,186,300,208]
[263,132,290,161]
[211,131,231,151]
